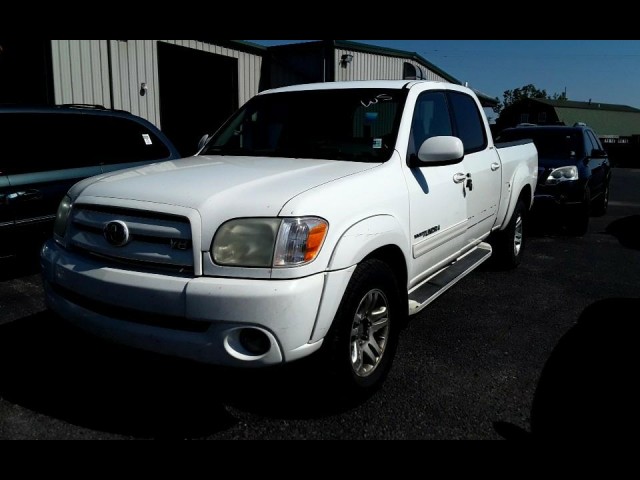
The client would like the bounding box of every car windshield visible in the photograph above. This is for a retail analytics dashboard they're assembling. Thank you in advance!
[498,129,584,159]
[203,88,407,162]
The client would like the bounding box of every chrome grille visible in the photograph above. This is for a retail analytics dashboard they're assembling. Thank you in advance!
[68,205,194,273]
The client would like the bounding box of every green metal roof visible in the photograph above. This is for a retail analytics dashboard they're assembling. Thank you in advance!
[534,98,640,113]
[532,99,640,136]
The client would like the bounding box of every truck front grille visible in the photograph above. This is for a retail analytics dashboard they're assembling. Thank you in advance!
[68,204,194,274]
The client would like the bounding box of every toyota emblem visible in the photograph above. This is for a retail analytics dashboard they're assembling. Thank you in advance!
[103,220,130,247]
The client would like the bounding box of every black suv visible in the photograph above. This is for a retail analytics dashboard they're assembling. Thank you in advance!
[497,124,611,235]
[0,105,180,257]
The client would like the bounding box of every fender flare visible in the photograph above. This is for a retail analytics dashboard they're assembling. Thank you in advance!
[309,215,410,343]
[500,164,533,231]
[327,214,410,271]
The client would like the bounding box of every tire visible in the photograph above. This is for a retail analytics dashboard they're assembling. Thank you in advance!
[566,188,590,236]
[489,199,526,270]
[321,258,404,394]
[591,181,610,217]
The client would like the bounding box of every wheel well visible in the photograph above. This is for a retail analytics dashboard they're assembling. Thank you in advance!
[519,184,532,210]
[362,245,408,293]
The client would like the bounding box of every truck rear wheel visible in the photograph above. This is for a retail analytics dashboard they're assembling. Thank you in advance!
[489,199,526,270]
[322,258,403,393]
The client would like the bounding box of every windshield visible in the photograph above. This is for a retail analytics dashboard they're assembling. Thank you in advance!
[498,129,584,159]
[203,88,407,162]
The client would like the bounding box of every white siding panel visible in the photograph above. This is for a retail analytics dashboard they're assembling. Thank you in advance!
[143,40,156,125]
[127,41,139,117]
[53,40,262,127]
[89,41,102,105]
[68,41,82,103]
[51,40,111,106]
[151,41,161,127]
[109,41,121,110]
[79,41,93,102]
[117,40,131,112]
[50,41,64,103]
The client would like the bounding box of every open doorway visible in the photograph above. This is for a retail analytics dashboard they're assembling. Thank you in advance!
[157,42,238,157]
[0,40,53,105]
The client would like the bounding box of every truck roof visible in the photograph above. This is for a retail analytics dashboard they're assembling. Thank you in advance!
[260,80,453,95]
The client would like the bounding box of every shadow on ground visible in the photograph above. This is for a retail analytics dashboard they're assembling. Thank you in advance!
[494,297,640,439]
[0,238,47,282]
[605,215,640,250]
[0,311,366,439]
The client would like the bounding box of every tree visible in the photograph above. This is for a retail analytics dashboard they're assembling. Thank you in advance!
[493,84,567,114]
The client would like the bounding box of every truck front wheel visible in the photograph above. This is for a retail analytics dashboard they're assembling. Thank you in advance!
[322,258,403,393]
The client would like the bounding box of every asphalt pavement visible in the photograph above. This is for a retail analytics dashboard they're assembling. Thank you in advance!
[1,168,639,439]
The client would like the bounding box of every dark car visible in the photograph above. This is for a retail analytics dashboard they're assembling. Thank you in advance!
[497,124,611,235]
[0,105,180,257]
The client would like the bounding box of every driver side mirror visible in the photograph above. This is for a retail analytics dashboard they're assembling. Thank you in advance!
[591,148,607,158]
[416,136,464,165]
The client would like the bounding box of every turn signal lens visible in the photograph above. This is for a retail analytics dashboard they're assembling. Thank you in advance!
[273,217,328,266]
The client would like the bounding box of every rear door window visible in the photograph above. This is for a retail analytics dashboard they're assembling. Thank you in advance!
[586,130,604,152]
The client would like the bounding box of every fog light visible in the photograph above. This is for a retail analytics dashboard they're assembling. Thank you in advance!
[239,328,271,355]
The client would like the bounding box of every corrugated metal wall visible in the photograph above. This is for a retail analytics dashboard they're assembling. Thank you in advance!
[51,40,112,107]
[334,48,449,83]
[50,40,262,128]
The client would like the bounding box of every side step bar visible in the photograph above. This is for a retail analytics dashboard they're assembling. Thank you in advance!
[408,242,492,316]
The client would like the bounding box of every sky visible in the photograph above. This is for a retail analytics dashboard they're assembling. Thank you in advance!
[247,40,640,118]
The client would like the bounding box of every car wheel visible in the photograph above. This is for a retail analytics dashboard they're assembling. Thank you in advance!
[567,188,590,236]
[489,199,526,270]
[322,258,404,394]
[591,181,610,217]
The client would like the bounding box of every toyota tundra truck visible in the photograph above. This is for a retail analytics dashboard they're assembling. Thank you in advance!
[41,80,538,392]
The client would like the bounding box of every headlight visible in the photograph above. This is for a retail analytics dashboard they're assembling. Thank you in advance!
[545,166,578,185]
[53,195,73,239]
[212,217,328,268]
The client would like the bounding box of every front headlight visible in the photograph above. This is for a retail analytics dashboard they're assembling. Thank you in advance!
[545,166,578,185]
[212,217,328,268]
[53,195,73,239]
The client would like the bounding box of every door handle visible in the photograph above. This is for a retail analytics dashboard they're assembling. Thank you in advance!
[7,189,43,202]
[453,172,467,184]
[491,162,500,171]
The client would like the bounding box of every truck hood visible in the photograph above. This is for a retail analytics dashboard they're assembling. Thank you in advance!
[77,155,379,215]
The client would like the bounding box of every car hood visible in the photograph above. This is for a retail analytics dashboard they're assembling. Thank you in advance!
[537,156,581,169]
[76,155,379,216]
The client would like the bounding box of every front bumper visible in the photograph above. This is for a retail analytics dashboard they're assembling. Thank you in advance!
[41,240,332,367]
[533,180,586,211]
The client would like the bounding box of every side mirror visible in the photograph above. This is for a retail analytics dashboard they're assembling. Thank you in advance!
[417,136,464,165]
[197,134,210,151]
[591,148,607,158]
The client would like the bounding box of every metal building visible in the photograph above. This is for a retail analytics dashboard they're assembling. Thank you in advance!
[0,39,496,156]
[264,40,498,106]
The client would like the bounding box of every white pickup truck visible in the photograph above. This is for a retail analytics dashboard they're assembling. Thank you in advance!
[42,80,537,392]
